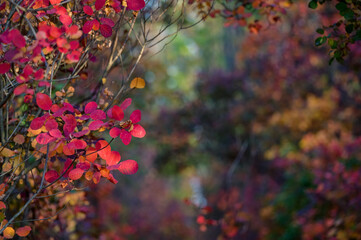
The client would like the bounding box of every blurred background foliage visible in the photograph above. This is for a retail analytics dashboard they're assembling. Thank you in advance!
[69,1,361,239]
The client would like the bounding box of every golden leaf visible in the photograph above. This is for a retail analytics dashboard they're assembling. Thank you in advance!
[130,77,145,89]
[0,148,15,158]
[4,227,15,239]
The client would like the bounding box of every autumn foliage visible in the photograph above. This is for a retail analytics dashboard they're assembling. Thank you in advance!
[0,0,361,239]
[0,0,148,238]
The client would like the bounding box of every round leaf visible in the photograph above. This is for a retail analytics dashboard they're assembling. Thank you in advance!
[130,77,145,89]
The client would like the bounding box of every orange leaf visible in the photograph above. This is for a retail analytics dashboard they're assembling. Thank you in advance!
[3,227,15,239]
[95,140,111,160]
[16,226,31,237]
[0,184,5,195]
[0,201,6,210]
[0,148,15,157]
[100,168,110,178]
[85,147,98,162]
[85,171,93,181]
[130,77,145,89]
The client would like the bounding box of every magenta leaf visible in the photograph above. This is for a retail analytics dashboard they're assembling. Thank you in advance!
[130,110,141,123]
[99,24,112,38]
[36,93,52,110]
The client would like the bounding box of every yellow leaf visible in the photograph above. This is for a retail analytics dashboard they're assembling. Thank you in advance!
[130,77,145,89]
[0,148,15,158]
[2,162,12,172]
[102,78,106,84]
[3,227,15,239]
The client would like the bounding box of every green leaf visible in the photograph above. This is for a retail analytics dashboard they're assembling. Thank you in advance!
[308,0,318,9]
[316,28,324,34]
[315,36,326,46]
[328,38,337,49]
[336,2,348,11]
[328,57,335,65]
[352,30,361,41]
[345,24,353,34]
[20,103,28,112]
[339,8,354,20]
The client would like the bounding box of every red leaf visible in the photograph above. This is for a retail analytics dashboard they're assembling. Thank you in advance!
[95,140,111,159]
[95,0,106,10]
[55,6,67,15]
[45,170,59,183]
[99,24,112,38]
[107,108,113,118]
[83,20,94,34]
[50,0,62,4]
[0,63,10,74]
[34,69,44,80]
[100,18,115,27]
[63,123,76,137]
[14,84,27,96]
[120,98,132,110]
[86,147,98,162]
[90,109,106,120]
[85,101,97,114]
[49,129,62,138]
[107,173,118,184]
[0,201,6,209]
[76,161,90,171]
[59,14,72,26]
[66,25,79,35]
[45,118,58,131]
[62,114,76,125]
[131,124,146,138]
[36,133,55,145]
[51,104,60,113]
[63,102,75,112]
[68,168,84,180]
[30,116,46,130]
[111,105,124,121]
[83,5,93,15]
[16,226,32,237]
[92,20,100,30]
[118,160,138,175]
[69,40,79,50]
[67,50,81,63]
[106,151,121,166]
[127,0,145,11]
[89,120,104,131]
[69,139,87,149]
[72,129,90,137]
[109,127,121,138]
[119,129,132,145]
[63,144,75,155]
[61,158,74,177]
[50,26,62,38]
[197,216,206,224]
[93,171,101,184]
[36,93,52,110]
[10,29,26,48]
[130,110,141,123]
[23,65,33,77]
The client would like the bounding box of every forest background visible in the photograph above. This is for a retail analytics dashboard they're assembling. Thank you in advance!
[1,0,361,239]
